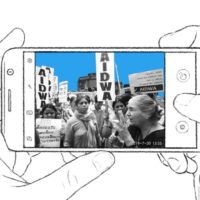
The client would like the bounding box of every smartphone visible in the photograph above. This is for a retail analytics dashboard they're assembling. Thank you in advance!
[1,47,199,152]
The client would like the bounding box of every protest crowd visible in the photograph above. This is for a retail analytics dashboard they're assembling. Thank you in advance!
[35,92,165,149]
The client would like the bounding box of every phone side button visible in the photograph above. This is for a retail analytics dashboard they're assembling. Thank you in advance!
[8,89,11,112]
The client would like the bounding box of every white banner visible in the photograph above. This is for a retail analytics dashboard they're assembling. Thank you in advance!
[52,76,58,97]
[42,66,55,99]
[59,81,68,103]
[36,67,50,109]
[36,119,62,147]
[96,53,115,101]
[128,69,164,94]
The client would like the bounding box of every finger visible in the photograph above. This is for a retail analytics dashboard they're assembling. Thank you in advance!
[193,172,200,200]
[159,153,188,174]
[157,153,169,166]
[174,93,200,122]
[13,152,32,176]
[0,28,25,56]
[22,153,74,182]
[158,25,200,47]
[186,156,198,174]
[185,153,198,174]
[68,152,86,158]
[0,133,15,170]
[20,151,115,200]
[61,152,76,162]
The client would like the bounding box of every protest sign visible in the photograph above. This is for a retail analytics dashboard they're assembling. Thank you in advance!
[43,66,55,99]
[59,81,68,103]
[36,67,50,109]
[52,76,58,97]
[96,53,115,101]
[36,118,62,147]
[128,69,164,94]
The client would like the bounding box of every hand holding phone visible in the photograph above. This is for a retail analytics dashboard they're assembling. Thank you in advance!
[2,46,199,152]
[158,25,200,200]
[0,28,115,200]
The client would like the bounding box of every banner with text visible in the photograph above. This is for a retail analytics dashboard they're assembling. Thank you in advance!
[59,81,68,103]
[52,76,58,98]
[36,118,62,147]
[128,69,164,94]
[42,66,55,99]
[96,53,115,101]
[36,67,50,109]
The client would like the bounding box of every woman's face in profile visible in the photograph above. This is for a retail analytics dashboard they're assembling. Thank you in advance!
[76,98,89,114]
[126,100,146,126]
[43,107,56,119]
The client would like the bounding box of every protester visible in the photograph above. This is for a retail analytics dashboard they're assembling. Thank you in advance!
[63,95,101,148]
[62,95,77,121]
[40,103,58,119]
[92,95,106,136]
[102,94,134,147]
[126,94,165,148]
[36,103,65,148]
[35,108,41,118]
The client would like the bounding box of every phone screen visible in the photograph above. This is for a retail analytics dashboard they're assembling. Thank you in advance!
[23,50,197,150]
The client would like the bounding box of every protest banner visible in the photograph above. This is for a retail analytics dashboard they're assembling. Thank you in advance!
[52,76,58,97]
[42,66,55,99]
[59,81,68,103]
[96,52,115,101]
[36,118,62,147]
[36,67,50,109]
[128,69,164,94]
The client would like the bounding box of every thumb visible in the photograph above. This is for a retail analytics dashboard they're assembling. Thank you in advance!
[194,173,200,200]
[0,28,25,57]
[159,25,200,47]
[0,28,25,169]
[17,151,115,200]
[174,93,200,122]
[158,153,197,174]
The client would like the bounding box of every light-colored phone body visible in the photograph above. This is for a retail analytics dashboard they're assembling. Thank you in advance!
[1,47,199,152]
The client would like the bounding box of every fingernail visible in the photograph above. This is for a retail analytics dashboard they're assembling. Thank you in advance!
[186,157,198,174]
[92,152,115,172]
[167,158,181,172]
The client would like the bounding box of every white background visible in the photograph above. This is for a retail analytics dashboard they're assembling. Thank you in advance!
[1,0,199,199]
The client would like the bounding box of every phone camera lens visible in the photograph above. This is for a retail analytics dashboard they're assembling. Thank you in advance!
[7,68,14,75]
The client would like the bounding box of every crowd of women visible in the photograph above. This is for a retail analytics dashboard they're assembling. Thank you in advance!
[35,93,165,148]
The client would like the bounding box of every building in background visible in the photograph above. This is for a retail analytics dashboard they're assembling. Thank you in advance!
[78,73,96,92]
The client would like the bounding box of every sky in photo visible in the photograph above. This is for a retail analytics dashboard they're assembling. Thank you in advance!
[36,51,165,95]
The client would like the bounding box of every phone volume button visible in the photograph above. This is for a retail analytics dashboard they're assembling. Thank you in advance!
[8,89,11,112]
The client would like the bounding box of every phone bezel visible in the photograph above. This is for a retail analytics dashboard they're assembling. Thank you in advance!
[2,47,199,152]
